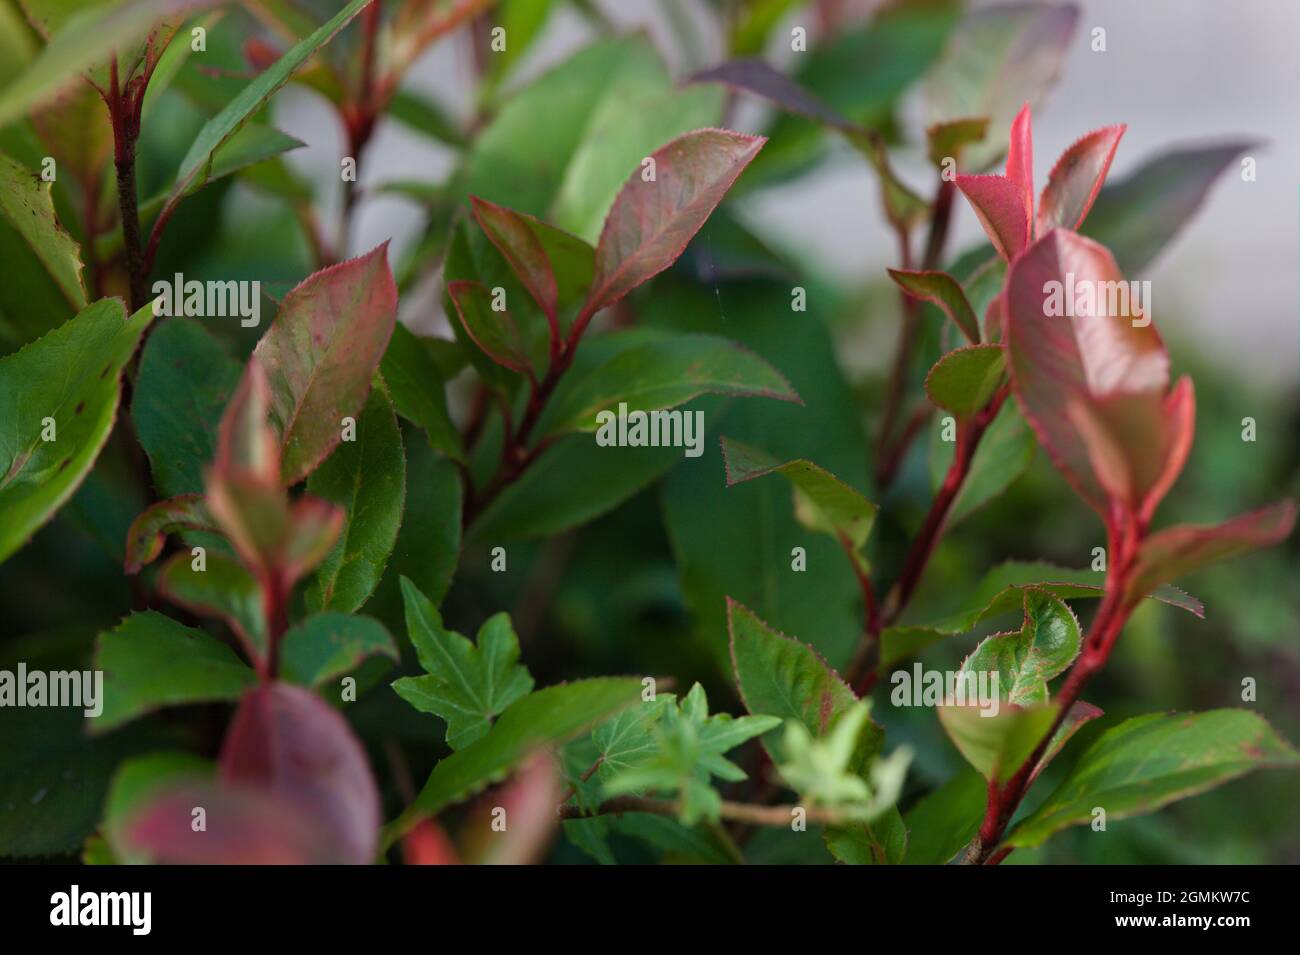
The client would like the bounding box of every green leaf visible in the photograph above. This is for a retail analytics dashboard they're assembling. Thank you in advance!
[0,298,153,564]
[380,321,464,462]
[0,151,85,310]
[386,88,465,148]
[902,767,986,865]
[305,383,405,613]
[585,697,676,799]
[254,243,398,485]
[658,275,868,670]
[924,3,1077,169]
[924,344,1005,416]
[464,37,674,218]
[728,597,863,746]
[551,88,725,245]
[722,437,876,572]
[776,704,911,820]
[881,560,1202,668]
[391,677,643,840]
[1006,710,1300,849]
[0,0,203,129]
[93,611,256,731]
[727,599,902,863]
[392,577,535,750]
[280,612,398,689]
[601,683,781,825]
[888,269,979,345]
[540,333,799,437]
[468,433,683,543]
[156,550,266,660]
[169,0,370,200]
[582,129,765,317]
[132,318,241,499]
[960,588,1081,707]
[927,397,1033,526]
[1083,142,1255,273]
[370,444,462,612]
[937,701,1057,784]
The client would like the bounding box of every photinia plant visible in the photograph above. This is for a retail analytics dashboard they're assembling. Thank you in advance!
[0,0,1295,869]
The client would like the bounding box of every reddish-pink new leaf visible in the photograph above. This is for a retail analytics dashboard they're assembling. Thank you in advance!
[1005,229,1169,514]
[1124,501,1297,605]
[583,129,765,319]
[221,682,382,864]
[1037,124,1126,235]
[956,174,1031,262]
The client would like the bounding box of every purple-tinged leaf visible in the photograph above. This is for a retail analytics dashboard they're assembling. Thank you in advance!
[1124,502,1297,605]
[1005,229,1169,513]
[583,129,765,317]
[471,196,560,327]
[124,494,216,574]
[888,269,981,344]
[220,682,381,865]
[686,58,855,132]
[446,279,535,377]
[1037,124,1125,235]
[253,243,398,486]
[1082,141,1256,272]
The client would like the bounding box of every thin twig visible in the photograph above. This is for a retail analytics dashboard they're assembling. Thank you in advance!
[558,795,855,828]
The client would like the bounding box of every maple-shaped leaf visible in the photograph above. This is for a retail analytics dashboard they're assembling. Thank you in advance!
[775,703,911,821]
[601,683,780,825]
[392,576,535,750]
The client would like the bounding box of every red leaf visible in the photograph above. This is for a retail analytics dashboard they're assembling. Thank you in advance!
[471,196,560,327]
[220,682,382,864]
[583,128,765,317]
[1066,377,1194,521]
[403,817,461,865]
[1125,502,1297,604]
[1006,103,1034,228]
[1037,124,1126,235]
[687,58,855,132]
[955,174,1030,262]
[253,243,397,486]
[123,784,339,864]
[214,359,279,487]
[446,279,535,377]
[458,751,562,865]
[1005,229,1169,513]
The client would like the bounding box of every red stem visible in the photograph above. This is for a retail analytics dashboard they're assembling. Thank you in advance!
[964,515,1142,864]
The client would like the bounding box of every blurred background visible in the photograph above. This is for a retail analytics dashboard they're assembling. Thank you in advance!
[2,0,1296,864]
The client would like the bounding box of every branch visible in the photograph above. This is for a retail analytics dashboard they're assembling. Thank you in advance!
[963,517,1143,864]
[846,386,1008,695]
[875,176,957,488]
